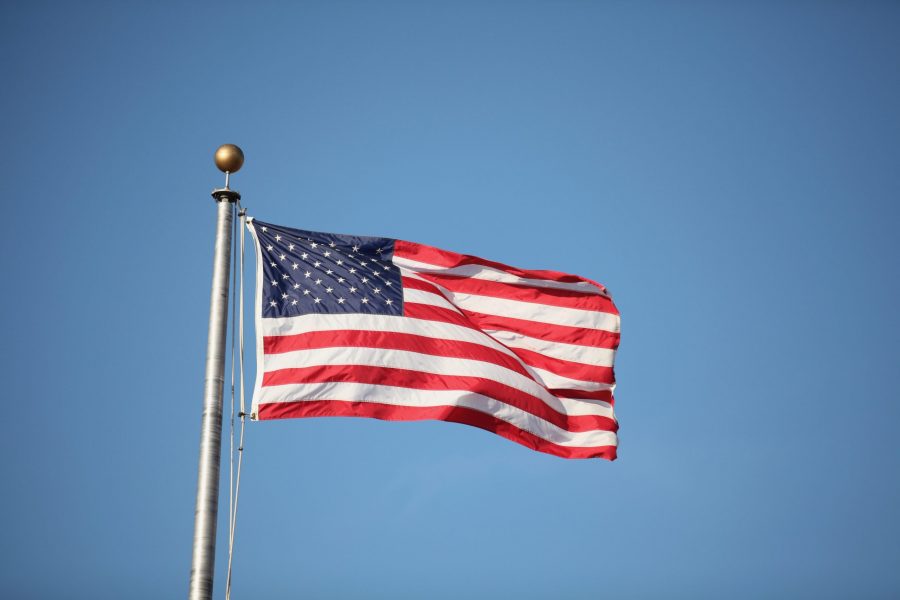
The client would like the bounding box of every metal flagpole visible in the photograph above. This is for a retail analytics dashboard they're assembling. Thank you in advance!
[189,144,244,600]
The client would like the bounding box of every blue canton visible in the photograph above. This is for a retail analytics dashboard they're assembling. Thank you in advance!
[253,219,403,318]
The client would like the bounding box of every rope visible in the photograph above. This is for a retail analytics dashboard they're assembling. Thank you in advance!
[228,202,237,583]
[225,204,248,600]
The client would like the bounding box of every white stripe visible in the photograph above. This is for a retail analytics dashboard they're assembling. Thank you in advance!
[556,396,614,416]
[482,329,616,367]
[255,381,618,448]
[394,255,609,297]
[263,346,615,419]
[403,287,462,312]
[525,365,615,392]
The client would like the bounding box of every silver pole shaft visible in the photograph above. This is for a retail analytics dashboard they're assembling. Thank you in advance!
[189,189,240,600]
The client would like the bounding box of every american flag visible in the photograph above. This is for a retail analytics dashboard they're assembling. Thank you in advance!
[248,218,620,460]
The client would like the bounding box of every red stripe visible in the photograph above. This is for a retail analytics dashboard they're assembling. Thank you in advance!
[550,388,615,403]
[262,364,618,434]
[257,400,618,460]
[264,329,534,380]
[510,346,615,384]
[395,240,610,291]
[411,272,619,315]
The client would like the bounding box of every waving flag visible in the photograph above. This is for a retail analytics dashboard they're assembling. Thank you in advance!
[248,218,621,460]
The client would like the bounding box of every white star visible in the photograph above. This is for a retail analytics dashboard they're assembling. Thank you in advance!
[293,283,300,289]
[315,278,322,285]
[373,287,381,294]
[266,245,274,251]
[361,298,369,304]
[275,234,282,241]
[326,269,333,275]
[385,299,393,306]
[329,242,336,248]
[352,245,360,252]
[280,253,287,261]
[323,251,331,258]
[314,261,322,268]
[292,263,299,270]
[385,281,393,287]
[336,260,343,265]
[282,273,289,279]
[372,271,380,276]
[281,293,288,300]
[270,280,278,286]
[303,289,311,295]
[376,247,384,254]
[289,244,295,251]
[269,300,277,307]
[269,261,276,267]
[337,277,345,283]
[313,297,321,304]
[301,252,309,260]
[325,287,333,293]
[349,286,357,293]
[349,268,357,274]
[310,242,318,249]
[360,261,367,267]
[291,299,298,306]
[337,297,345,304]
[361,277,369,284]
[261,227,268,232]
[305,271,312,278]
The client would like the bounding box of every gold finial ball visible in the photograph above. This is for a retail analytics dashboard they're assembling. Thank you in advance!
[214,144,244,173]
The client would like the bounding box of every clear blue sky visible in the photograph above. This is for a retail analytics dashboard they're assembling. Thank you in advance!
[1,2,898,598]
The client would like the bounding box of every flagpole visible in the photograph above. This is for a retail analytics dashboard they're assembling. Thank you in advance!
[189,144,244,600]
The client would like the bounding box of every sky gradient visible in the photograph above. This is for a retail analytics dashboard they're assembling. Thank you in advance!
[1,2,899,598]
